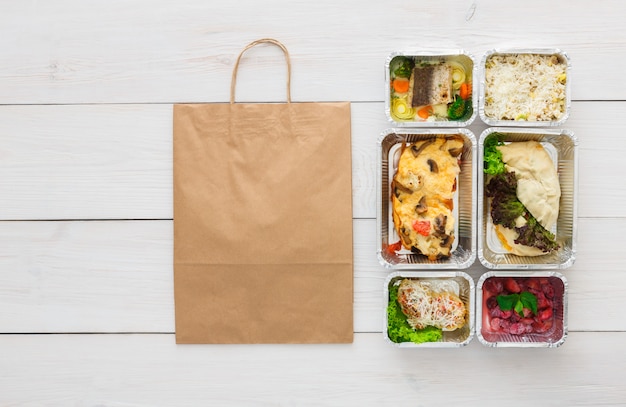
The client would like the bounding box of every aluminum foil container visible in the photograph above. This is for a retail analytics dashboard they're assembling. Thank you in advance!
[377,128,477,269]
[478,128,578,269]
[478,48,571,127]
[476,271,568,348]
[385,50,477,127]
[384,271,475,348]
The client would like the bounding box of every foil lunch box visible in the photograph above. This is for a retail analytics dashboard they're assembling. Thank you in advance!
[384,271,475,348]
[377,128,477,269]
[476,271,568,348]
[478,48,571,127]
[385,50,477,127]
[478,128,578,269]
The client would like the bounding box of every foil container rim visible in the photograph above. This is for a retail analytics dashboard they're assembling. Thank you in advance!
[385,50,478,127]
[377,128,477,270]
[478,47,571,127]
[475,271,568,348]
[476,127,578,270]
[383,271,476,348]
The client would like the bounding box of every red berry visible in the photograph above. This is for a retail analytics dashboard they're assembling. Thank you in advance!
[537,307,553,321]
[504,278,521,293]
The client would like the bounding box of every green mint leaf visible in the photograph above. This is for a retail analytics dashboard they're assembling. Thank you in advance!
[520,291,538,315]
[496,294,518,311]
[514,300,524,317]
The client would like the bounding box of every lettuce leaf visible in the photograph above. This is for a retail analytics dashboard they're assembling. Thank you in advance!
[387,283,442,344]
[483,134,506,175]
[486,171,559,253]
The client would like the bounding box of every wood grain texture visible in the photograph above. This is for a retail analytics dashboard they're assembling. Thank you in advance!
[1,333,625,406]
[0,101,621,220]
[0,0,625,104]
[0,217,621,333]
[1,0,626,404]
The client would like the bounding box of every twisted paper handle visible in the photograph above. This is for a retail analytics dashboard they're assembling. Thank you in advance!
[230,38,291,104]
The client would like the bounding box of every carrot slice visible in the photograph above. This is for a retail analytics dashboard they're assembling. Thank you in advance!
[417,105,432,119]
[392,78,410,93]
[459,82,471,100]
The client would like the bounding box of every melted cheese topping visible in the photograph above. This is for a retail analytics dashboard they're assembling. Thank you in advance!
[391,136,463,260]
[397,279,467,331]
[484,54,567,121]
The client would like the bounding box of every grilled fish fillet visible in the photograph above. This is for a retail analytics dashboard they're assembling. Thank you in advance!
[409,63,453,107]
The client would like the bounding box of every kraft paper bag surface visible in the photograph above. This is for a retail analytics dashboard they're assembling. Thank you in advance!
[173,39,353,343]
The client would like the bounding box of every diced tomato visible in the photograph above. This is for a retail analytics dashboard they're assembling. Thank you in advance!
[412,220,431,236]
[386,240,403,255]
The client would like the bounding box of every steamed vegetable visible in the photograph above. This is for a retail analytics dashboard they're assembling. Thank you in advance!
[417,105,432,119]
[448,60,467,90]
[390,56,414,79]
[459,82,471,100]
[447,96,468,120]
[392,78,410,93]
[387,283,443,344]
[391,98,415,120]
[389,57,473,122]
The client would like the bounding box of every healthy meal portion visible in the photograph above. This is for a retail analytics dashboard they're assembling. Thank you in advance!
[389,56,472,122]
[483,134,560,256]
[483,53,567,121]
[389,135,464,260]
[482,277,557,335]
[387,278,467,344]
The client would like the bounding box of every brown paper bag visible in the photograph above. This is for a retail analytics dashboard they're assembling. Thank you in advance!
[173,39,353,343]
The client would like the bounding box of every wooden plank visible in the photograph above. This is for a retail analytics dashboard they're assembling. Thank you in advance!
[1,332,625,405]
[0,218,620,333]
[0,101,620,220]
[0,0,624,104]
[0,104,173,220]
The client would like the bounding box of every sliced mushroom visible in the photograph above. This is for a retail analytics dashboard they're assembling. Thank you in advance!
[427,159,439,173]
[433,214,447,234]
[392,180,413,198]
[443,135,464,157]
[439,234,453,249]
[409,139,435,157]
[399,228,412,248]
[448,146,463,157]
[435,252,451,260]
[414,196,428,214]
[445,134,464,143]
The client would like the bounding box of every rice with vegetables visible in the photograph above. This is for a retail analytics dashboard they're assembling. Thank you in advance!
[483,54,567,121]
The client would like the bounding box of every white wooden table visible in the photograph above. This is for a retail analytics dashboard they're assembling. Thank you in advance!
[2,1,625,405]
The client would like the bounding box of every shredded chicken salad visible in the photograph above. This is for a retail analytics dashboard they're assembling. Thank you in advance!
[483,54,567,121]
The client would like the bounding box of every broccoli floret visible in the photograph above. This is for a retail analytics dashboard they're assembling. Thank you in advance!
[447,95,468,120]
[391,57,414,79]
